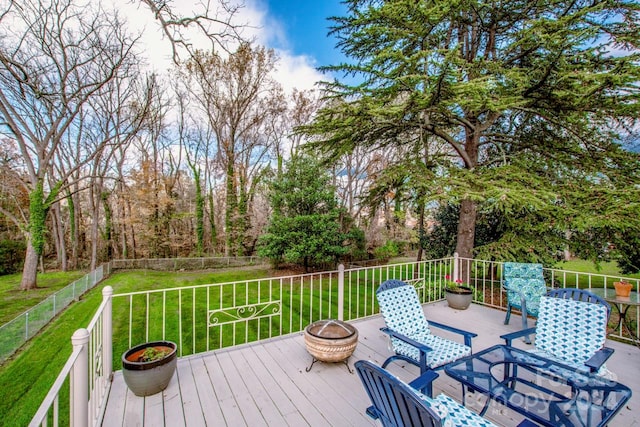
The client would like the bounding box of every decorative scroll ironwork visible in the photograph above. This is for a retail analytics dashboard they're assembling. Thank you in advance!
[208,301,281,326]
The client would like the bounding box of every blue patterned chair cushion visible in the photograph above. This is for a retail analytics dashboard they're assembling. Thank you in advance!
[414,390,498,427]
[392,333,471,369]
[377,281,432,335]
[504,278,547,315]
[503,262,546,315]
[377,282,471,368]
[504,262,544,279]
[528,296,612,378]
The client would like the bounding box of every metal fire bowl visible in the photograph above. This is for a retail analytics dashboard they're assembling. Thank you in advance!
[304,319,358,363]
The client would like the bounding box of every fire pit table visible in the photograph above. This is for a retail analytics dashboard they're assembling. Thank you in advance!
[304,319,358,373]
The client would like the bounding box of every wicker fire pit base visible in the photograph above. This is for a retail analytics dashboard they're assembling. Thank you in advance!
[304,319,358,373]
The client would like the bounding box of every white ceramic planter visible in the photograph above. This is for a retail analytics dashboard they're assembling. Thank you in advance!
[445,287,473,310]
[122,341,177,397]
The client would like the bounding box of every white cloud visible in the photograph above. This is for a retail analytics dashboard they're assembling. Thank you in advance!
[240,0,328,93]
[107,0,327,93]
[273,52,326,92]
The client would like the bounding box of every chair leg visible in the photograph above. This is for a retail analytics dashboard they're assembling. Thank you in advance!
[424,380,433,398]
[504,305,512,325]
[521,309,532,344]
[514,298,533,344]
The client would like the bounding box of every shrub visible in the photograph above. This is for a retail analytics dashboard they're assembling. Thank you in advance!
[374,240,400,260]
[0,239,25,275]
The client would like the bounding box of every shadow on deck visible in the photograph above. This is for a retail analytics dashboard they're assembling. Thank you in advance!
[102,302,639,426]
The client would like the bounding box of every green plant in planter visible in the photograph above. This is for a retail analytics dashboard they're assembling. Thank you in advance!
[140,347,170,362]
[444,275,473,309]
[444,275,468,292]
[443,275,484,302]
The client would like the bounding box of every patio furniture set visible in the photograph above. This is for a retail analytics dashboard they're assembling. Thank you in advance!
[352,263,633,427]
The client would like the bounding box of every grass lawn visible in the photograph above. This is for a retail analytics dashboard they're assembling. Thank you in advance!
[553,259,626,276]
[0,266,275,426]
[552,259,639,288]
[0,270,86,325]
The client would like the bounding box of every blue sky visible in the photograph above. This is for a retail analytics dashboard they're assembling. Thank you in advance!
[229,0,352,91]
[261,0,348,68]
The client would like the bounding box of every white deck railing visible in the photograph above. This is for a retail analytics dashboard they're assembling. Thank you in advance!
[110,259,456,359]
[29,287,113,427]
[29,255,639,426]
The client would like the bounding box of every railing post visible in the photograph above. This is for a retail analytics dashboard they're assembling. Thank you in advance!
[338,264,345,321]
[102,286,113,380]
[453,252,460,282]
[71,328,89,427]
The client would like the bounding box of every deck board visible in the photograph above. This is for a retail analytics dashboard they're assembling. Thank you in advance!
[176,360,206,427]
[102,301,640,426]
[103,371,127,426]
[242,346,298,417]
[161,372,186,427]
[263,335,349,426]
[123,391,144,427]
[143,390,164,427]
[232,350,287,426]
[189,357,225,425]
[202,353,246,426]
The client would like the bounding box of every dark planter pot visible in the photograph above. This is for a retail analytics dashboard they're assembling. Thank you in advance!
[122,341,177,397]
[445,286,473,310]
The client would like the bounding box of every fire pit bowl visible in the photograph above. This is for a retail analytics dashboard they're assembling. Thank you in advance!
[304,319,358,372]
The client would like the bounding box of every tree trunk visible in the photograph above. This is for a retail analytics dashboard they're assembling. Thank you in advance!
[127,197,137,258]
[68,190,78,269]
[208,191,217,254]
[415,200,425,280]
[455,198,477,259]
[237,175,249,256]
[194,172,204,256]
[20,241,39,290]
[89,181,101,271]
[417,199,425,261]
[102,192,113,261]
[455,198,477,283]
[224,155,237,256]
[52,204,68,271]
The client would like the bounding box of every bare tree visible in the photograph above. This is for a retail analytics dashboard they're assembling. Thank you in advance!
[0,139,27,242]
[84,73,154,269]
[172,80,215,256]
[0,0,143,289]
[183,44,285,256]
[137,0,245,63]
[126,76,177,259]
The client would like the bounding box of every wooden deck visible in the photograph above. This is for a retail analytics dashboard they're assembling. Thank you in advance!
[101,301,640,426]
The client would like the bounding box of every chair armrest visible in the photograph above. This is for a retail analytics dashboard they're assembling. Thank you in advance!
[365,406,381,420]
[380,327,433,353]
[500,327,536,346]
[517,420,539,427]
[427,320,478,348]
[584,347,614,372]
[408,370,439,391]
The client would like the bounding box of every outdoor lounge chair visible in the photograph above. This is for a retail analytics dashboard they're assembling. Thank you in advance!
[355,359,498,427]
[502,262,547,342]
[376,279,477,396]
[546,287,611,318]
[501,294,614,378]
